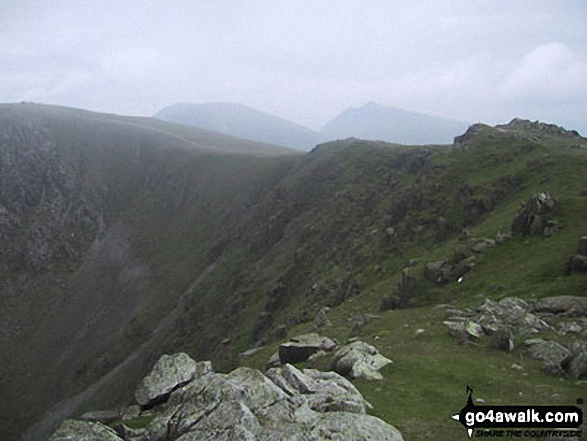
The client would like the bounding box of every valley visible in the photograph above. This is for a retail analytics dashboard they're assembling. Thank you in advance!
[1,103,586,440]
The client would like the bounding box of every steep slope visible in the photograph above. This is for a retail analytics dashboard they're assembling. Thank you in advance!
[0,103,300,441]
[155,102,322,151]
[3,105,587,440]
[321,102,469,145]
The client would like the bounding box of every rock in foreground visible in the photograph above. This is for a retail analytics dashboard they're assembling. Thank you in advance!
[134,353,210,407]
[52,354,403,441]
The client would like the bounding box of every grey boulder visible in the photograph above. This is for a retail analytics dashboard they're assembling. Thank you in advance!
[279,333,337,364]
[134,353,210,407]
[330,341,392,380]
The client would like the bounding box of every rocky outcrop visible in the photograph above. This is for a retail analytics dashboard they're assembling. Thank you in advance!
[52,355,404,441]
[330,341,392,380]
[424,256,475,285]
[444,296,587,379]
[278,333,337,364]
[511,192,561,237]
[134,353,210,407]
[526,340,572,375]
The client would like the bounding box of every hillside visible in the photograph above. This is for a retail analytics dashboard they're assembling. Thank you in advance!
[0,103,300,441]
[155,102,322,151]
[1,104,586,440]
[321,102,469,145]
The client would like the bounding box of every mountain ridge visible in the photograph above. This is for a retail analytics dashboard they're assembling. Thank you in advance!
[1,103,586,440]
[320,101,469,145]
[155,102,322,151]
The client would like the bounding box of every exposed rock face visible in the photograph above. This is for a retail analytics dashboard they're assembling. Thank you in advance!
[49,420,123,441]
[511,192,559,237]
[134,353,209,407]
[330,341,392,380]
[56,355,404,441]
[278,333,337,364]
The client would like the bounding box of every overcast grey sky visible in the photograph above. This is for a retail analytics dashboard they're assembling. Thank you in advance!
[1,1,586,131]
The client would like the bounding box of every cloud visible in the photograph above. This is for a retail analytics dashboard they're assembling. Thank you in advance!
[0,1,586,129]
[500,43,587,100]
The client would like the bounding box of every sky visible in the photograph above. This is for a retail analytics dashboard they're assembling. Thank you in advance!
[1,0,586,132]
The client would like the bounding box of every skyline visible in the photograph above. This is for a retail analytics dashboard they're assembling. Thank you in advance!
[1,1,586,133]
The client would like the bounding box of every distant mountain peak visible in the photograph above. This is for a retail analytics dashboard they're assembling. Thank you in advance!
[321,103,469,145]
[155,102,321,151]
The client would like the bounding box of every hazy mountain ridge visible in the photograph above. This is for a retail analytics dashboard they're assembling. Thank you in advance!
[155,101,471,148]
[2,103,586,440]
[320,102,469,145]
[155,102,322,151]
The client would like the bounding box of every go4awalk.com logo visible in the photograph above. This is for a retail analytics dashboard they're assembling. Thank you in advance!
[451,386,583,438]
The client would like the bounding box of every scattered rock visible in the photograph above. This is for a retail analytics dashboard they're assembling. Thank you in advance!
[533,296,587,317]
[566,342,587,379]
[453,244,471,262]
[492,328,514,351]
[380,294,400,312]
[397,267,418,307]
[134,353,208,407]
[54,356,404,441]
[278,333,336,364]
[527,340,572,372]
[443,320,467,339]
[424,260,448,284]
[567,255,587,274]
[466,321,485,338]
[313,306,331,330]
[468,237,496,253]
[568,351,587,379]
[425,256,475,286]
[330,341,392,380]
[558,321,583,335]
[239,346,266,363]
[495,231,511,244]
[266,351,281,369]
[524,338,545,347]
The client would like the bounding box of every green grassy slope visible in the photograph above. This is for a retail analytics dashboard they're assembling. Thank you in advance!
[232,123,587,440]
